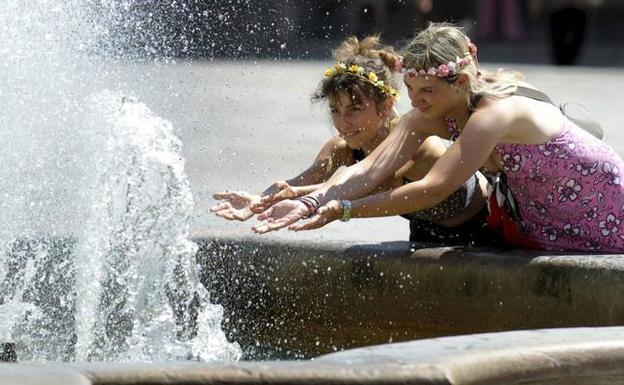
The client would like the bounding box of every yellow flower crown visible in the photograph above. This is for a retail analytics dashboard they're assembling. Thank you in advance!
[323,62,399,100]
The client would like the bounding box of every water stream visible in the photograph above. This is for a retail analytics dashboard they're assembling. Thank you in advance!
[0,0,241,362]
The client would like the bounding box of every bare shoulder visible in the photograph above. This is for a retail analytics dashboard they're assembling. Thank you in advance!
[325,134,349,151]
[399,109,448,137]
[471,94,561,144]
[316,135,350,157]
[417,135,447,159]
[316,135,353,164]
[308,135,355,180]
[466,97,516,136]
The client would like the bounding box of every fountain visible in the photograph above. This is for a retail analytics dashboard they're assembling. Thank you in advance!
[0,0,240,362]
[1,0,624,384]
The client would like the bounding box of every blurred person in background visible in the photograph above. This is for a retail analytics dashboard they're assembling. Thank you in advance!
[346,0,475,38]
[414,0,475,30]
[530,0,603,65]
[347,0,388,35]
[476,0,526,41]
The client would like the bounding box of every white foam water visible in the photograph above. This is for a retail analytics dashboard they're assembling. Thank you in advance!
[0,0,241,362]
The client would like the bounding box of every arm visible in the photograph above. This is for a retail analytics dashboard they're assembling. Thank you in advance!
[310,110,432,205]
[352,111,508,215]
[280,135,354,188]
[290,109,512,231]
[213,136,351,220]
[253,136,353,208]
[252,112,444,233]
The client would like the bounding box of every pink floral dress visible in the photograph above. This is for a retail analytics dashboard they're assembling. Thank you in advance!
[446,116,624,252]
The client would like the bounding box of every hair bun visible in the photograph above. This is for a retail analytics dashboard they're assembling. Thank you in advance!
[379,51,402,73]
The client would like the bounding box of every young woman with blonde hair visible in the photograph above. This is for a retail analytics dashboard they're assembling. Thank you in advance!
[213,34,498,245]
[254,23,624,253]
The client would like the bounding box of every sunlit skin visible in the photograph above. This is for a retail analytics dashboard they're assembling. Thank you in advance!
[212,89,440,222]
[214,85,490,232]
[401,75,505,172]
[403,75,469,124]
[211,90,394,221]
[251,70,566,233]
[330,92,390,153]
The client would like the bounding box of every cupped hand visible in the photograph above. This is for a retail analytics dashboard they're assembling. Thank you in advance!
[289,200,342,231]
[252,199,311,234]
[211,191,261,221]
[251,181,302,213]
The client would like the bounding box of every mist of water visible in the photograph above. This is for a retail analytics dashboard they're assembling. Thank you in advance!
[0,0,241,361]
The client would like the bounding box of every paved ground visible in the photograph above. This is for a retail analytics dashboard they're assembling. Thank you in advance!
[109,60,624,244]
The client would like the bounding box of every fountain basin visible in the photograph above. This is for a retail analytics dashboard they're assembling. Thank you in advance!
[2,238,624,384]
[197,237,624,359]
[2,327,624,384]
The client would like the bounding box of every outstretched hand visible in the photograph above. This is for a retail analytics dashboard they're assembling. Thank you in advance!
[252,199,311,234]
[211,191,261,221]
[251,181,303,213]
[289,200,342,231]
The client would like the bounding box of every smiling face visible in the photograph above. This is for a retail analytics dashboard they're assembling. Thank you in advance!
[403,74,464,119]
[329,91,386,150]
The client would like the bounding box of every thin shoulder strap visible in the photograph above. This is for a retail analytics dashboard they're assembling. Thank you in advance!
[513,85,604,140]
[512,85,554,105]
[351,148,366,162]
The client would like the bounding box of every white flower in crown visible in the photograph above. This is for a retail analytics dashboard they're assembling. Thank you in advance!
[427,67,437,76]
[405,68,418,78]
[447,61,457,73]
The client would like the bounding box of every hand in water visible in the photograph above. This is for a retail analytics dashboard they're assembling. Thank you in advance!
[289,200,341,231]
[252,199,310,234]
[251,181,303,213]
[211,191,261,221]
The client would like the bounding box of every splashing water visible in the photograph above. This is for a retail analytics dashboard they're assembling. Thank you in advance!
[0,0,241,361]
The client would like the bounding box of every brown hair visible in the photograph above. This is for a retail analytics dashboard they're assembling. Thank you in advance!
[403,22,524,109]
[313,35,400,109]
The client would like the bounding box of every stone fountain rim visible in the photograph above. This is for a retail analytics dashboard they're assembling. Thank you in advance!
[3,326,624,385]
[195,234,624,271]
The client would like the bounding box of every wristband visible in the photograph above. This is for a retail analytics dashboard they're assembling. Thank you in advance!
[296,196,319,218]
[339,200,352,222]
[306,195,320,206]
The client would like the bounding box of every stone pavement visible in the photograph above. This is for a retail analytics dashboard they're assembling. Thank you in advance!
[108,60,624,245]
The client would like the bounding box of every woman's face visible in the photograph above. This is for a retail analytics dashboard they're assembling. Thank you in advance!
[329,91,385,149]
[403,74,461,119]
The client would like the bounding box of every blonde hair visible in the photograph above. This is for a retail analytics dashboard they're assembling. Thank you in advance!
[314,35,401,108]
[402,22,524,109]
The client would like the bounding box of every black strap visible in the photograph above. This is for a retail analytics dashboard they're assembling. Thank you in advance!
[351,148,366,162]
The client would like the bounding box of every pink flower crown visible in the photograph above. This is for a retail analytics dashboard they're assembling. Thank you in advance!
[400,55,471,79]
[400,38,477,79]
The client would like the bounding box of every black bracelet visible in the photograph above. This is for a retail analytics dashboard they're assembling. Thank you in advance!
[296,196,318,218]
[305,195,320,206]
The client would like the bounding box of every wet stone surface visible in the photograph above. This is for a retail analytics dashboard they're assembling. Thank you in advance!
[197,237,624,360]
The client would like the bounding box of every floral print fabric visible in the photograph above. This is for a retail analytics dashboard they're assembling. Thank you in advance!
[447,117,624,252]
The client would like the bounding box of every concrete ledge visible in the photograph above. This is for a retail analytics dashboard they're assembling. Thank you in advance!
[3,237,624,384]
[2,327,624,384]
[196,236,624,359]
[319,327,624,385]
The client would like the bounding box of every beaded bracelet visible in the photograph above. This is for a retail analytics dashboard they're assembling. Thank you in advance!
[305,195,320,207]
[339,200,352,222]
[296,196,319,218]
